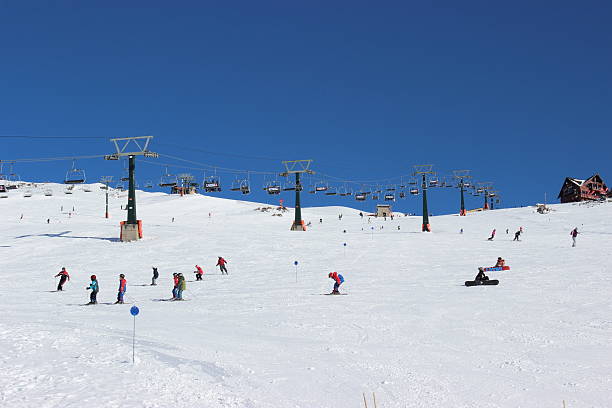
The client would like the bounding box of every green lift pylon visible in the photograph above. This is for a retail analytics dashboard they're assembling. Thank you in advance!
[281,160,314,231]
[414,165,434,232]
[453,170,471,216]
[104,136,158,242]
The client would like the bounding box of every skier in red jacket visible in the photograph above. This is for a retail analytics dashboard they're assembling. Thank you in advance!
[328,272,345,294]
[115,274,127,304]
[194,265,204,281]
[216,257,228,275]
[54,267,70,291]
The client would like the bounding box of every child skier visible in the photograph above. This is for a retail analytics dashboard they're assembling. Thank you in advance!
[115,274,127,304]
[175,273,186,300]
[85,275,99,304]
[216,257,228,275]
[194,265,204,281]
[151,267,159,286]
[328,272,345,294]
[54,267,70,291]
[570,227,579,247]
[172,273,179,299]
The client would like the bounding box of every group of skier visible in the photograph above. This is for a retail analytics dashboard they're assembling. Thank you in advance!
[53,256,230,304]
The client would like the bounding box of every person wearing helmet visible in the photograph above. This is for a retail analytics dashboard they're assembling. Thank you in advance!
[328,272,345,294]
[151,267,159,286]
[115,274,127,304]
[86,275,99,304]
[494,257,505,267]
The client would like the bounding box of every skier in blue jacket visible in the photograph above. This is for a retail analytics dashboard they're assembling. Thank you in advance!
[86,275,99,304]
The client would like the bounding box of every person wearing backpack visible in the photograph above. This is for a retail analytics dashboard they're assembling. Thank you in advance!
[328,272,345,295]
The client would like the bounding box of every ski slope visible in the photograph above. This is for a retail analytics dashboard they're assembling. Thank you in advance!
[1,183,610,407]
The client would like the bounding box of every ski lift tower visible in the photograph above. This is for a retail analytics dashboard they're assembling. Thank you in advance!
[280,160,314,231]
[104,136,158,242]
[413,165,435,232]
[453,170,472,216]
[488,190,499,210]
[100,176,113,219]
[479,182,493,210]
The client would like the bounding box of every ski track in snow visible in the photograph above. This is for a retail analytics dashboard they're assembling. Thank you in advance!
[0,184,611,407]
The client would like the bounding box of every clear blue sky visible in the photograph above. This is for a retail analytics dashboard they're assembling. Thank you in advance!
[1,1,611,215]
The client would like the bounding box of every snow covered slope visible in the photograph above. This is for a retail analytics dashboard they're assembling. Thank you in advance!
[1,184,610,407]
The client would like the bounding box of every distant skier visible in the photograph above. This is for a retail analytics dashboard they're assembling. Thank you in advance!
[460,228,463,234]
[194,265,204,281]
[151,267,159,286]
[513,230,521,241]
[85,275,99,304]
[54,267,70,291]
[217,257,228,275]
[46,218,50,224]
[570,227,579,247]
[487,229,496,241]
[506,228,509,234]
[494,257,505,267]
[359,212,363,219]
[175,273,186,300]
[115,274,126,304]
[328,272,344,294]
[319,218,323,223]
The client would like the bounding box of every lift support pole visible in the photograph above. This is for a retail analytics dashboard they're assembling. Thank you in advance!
[280,160,314,231]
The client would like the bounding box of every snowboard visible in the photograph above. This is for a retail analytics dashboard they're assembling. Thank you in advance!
[483,266,510,272]
[323,293,348,295]
[465,279,499,287]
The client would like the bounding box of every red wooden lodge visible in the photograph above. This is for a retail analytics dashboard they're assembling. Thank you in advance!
[558,174,609,203]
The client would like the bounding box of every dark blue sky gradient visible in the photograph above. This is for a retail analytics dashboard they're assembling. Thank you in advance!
[1,1,611,214]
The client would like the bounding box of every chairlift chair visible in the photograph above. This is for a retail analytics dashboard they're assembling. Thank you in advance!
[204,176,222,192]
[325,186,337,196]
[65,161,86,184]
[44,189,53,196]
[386,184,396,191]
[372,194,379,200]
[410,188,419,195]
[399,191,406,199]
[115,182,125,191]
[145,180,153,189]
[83,185,92,192]
[265,181,281,195]
[315,182,328,192]
[384,193,395,201]
[355,193,367,201]
[0,184,6,193]
[159,168,178,187]
[428,177,439,187]
[23,190,32,198]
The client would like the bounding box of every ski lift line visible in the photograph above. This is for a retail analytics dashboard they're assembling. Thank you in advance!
[0,154,106,163]
[156,142,281,162]
[156,154,277,175]
[0,135,108,139]
[140,158,276,176]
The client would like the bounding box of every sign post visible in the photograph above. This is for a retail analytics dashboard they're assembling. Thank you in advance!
[130,305,140,364]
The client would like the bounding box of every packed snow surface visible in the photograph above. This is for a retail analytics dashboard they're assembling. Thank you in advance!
[1,184,610,407]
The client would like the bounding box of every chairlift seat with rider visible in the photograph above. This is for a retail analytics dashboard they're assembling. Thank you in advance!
[355,193,367,201]
[384,194,395,201]
[204,177,222,192]
[410,188,419,195]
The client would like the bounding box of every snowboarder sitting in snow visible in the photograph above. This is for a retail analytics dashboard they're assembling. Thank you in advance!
[194,265,204,281]
[474,267,490,283]
[328,272,344,294]
[494,257,505,267]
[115,274,126,304]
[86,275,99,304]
[54,267,70,291]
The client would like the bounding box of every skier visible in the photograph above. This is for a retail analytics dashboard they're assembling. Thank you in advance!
[85,275,99,304]
[175,273,186,300]
[47,218,50,224]
[570,227,579,247]
[328,271,344,294]
[474,267,490,283]
[217,256,228,275]
[151,267,159,286]
[115,274,126,304]
[194,265,204,281]
[359,212,363,219]
[494,257,505,267]
[487,229,496,241]
[460,228,463,234]
[513,230,521,241]
[506,228,509,234]
[172,273,179,299]
[54,267,70,291]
